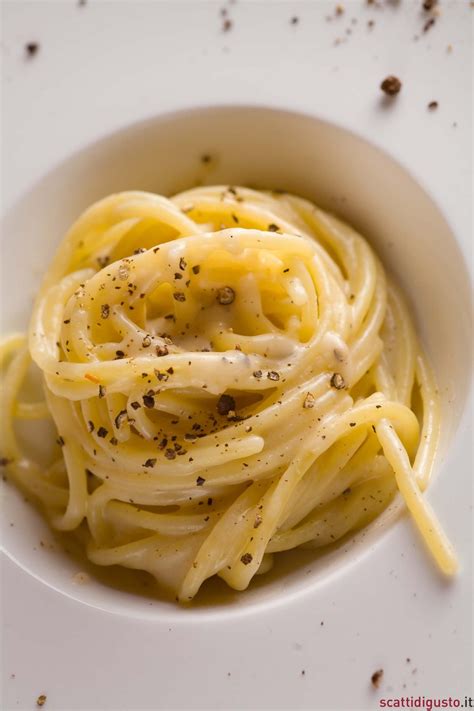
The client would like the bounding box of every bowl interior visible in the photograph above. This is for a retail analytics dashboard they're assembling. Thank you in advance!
[1,106,471,619]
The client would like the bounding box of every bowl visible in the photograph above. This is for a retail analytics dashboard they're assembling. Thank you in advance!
[1,105,471,620]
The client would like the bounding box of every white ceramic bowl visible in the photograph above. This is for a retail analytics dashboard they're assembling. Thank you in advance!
[1,106,471,622]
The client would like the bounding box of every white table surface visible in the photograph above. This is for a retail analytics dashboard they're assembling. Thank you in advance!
[1,2,472,710]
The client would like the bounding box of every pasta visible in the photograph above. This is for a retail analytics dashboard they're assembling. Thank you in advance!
[0,186,457,601]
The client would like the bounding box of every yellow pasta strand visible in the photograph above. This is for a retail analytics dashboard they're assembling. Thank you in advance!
[376,419,457,575]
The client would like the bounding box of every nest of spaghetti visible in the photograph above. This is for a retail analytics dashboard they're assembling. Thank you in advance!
[1,187,455,601]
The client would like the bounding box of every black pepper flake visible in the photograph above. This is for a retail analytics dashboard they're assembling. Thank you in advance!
[143,458,157,468]
[166,367,174,374]
[165,448,176,460]
[290,16,299,24]
[115,350,125,359]
[56,436,65,447]
[101,304,110,319]
[173,292,186,302]
[110,437,118,446]
[428,101,438,110]
[36,695,47,708]
[254,514,263,528]
[343,487,352,495]
[0,457,12,466]
[268,223,280,232]
[114,410,128,429]
[98,385,106,398]
[222,18,233,32]
[158,438,168,449]
[142,335,152,348]
[87,421,95,433]
[97,427,108,438]
[371,669,383,688]
[97,255,110,268]
[196,476,206,486]
[330,372,345,389]
[26,42,39,57]
[217,393,236,416]
[174,272,183,280]
[380,75,402,96]
[217,286,235,305]
[143,394,155,408]
[423,17,436,32]
[192,265,201,274]
[154,369,169,382]
[423,0,437,7]
[240,552,253,565]
[267,371,280,381]
[228,413,244,422]
[207,497,213,505]
[253,370,263,379]
[303,393,316,409]
[201,154,211,164]
[179,257,187,271]
[63,319,71,324]
[349,422,356,428]
[156,344,169,357]
[130,401,141,410]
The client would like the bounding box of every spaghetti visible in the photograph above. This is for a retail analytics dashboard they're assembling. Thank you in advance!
[0,187,457,600]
